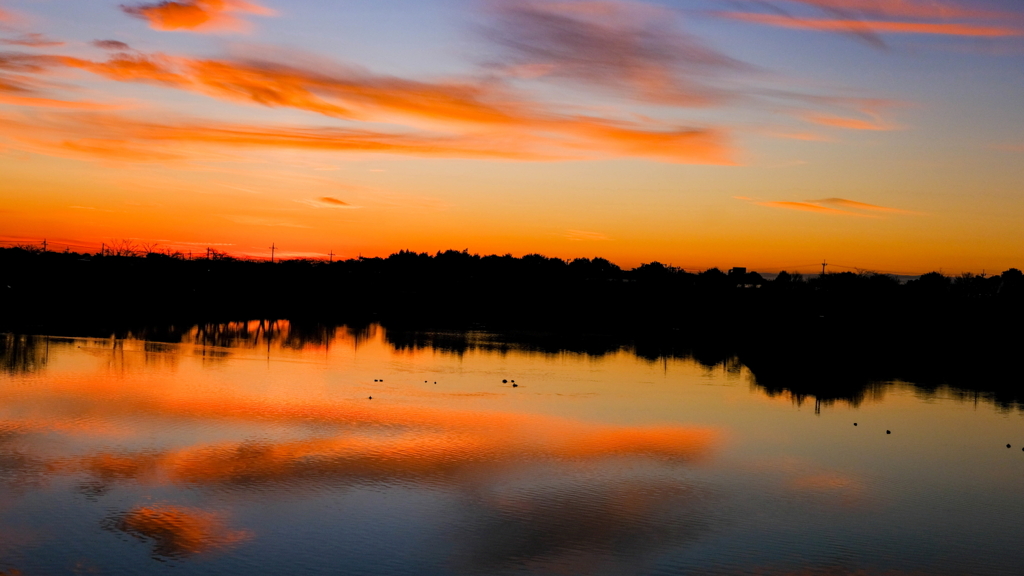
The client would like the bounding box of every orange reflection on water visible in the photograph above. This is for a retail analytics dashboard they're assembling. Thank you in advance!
[66,406,716,490]
[1,330,720,495]
[110,504,251,559]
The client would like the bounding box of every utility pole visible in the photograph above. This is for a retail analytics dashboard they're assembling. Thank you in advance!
[101,242,105,257]
[207,247,211,260]
[270,243,276,263]
[821,259,828,276]
[41,239,47,252]
[328,250,335,263]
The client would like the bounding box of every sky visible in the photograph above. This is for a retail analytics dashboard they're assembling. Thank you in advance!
[0,0,1022,273]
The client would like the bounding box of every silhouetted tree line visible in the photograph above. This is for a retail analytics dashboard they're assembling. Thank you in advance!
[2,246,1023,403]
[2,246,1021,326]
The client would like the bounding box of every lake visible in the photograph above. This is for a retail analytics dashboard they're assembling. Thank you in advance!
[2,322,1023,576]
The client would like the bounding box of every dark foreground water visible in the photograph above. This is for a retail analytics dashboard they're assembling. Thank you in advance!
[2,323,1023,576]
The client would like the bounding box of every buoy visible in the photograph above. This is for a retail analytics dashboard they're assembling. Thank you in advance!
[502,379,507,383]
[369,396,373,400]
[853,423,858,426]
[886,430,891,434]
[1007,444,1012,449]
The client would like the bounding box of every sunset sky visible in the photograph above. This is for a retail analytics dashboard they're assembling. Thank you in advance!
[1,0,1022,273]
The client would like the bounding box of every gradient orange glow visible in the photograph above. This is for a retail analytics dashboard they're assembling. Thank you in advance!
[0,0,1022,273]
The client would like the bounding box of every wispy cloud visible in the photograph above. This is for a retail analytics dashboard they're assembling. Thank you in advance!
[783,0,1003,20]
[0,53,108,108]
[564,229,611,241]
[93,40,132,50]
[0,33,64,47]
[297,196,360,209]
[317,196,350,206]
[41,50,734,163]
[759,200,866,216]
[0,7,21,26]
[802,109,898,131]
[811,197,916,214]
[719,13,1019,38]
[0,52,64,91]
[485,0,743,106]
[0,109,566,162]
[769,130,833,141]
[0,94,124,109]
[121,0,276,33]
[740,196,913,216]
[715,0,1022,46]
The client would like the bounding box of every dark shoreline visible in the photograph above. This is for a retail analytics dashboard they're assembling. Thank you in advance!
[2,246,1023,410]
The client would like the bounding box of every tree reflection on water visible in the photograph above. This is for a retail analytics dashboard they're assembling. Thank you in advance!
[3,321,1021,411]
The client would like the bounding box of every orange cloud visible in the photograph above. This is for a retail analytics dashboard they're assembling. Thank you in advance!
[59,52,547,126]
[747,197,911,217]
[781,0,1005,21]
[4,46,734,164]
[802,109,897,131]
[0,110,549,162]
[318,196,350,206]
[721,13,1021,37]
[0,94,122,109]
[110,505,251,558]
[122,0,275,33]
[758,201,864,216]
[0,33,64,47]
[812,197,915,214]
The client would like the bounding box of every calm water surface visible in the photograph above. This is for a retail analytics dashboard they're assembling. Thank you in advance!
[1,324,1023,576]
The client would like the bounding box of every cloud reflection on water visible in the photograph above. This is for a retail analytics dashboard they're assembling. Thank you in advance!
[105,504,251,559]
[0,337,720,571]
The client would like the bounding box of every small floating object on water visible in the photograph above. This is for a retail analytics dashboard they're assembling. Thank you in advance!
[369,396,373,399]
[854,423,858,426]
[513,383,518,388]
[502,379,507,383]
[886,430,891,434]
[1008,444,1012,449]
